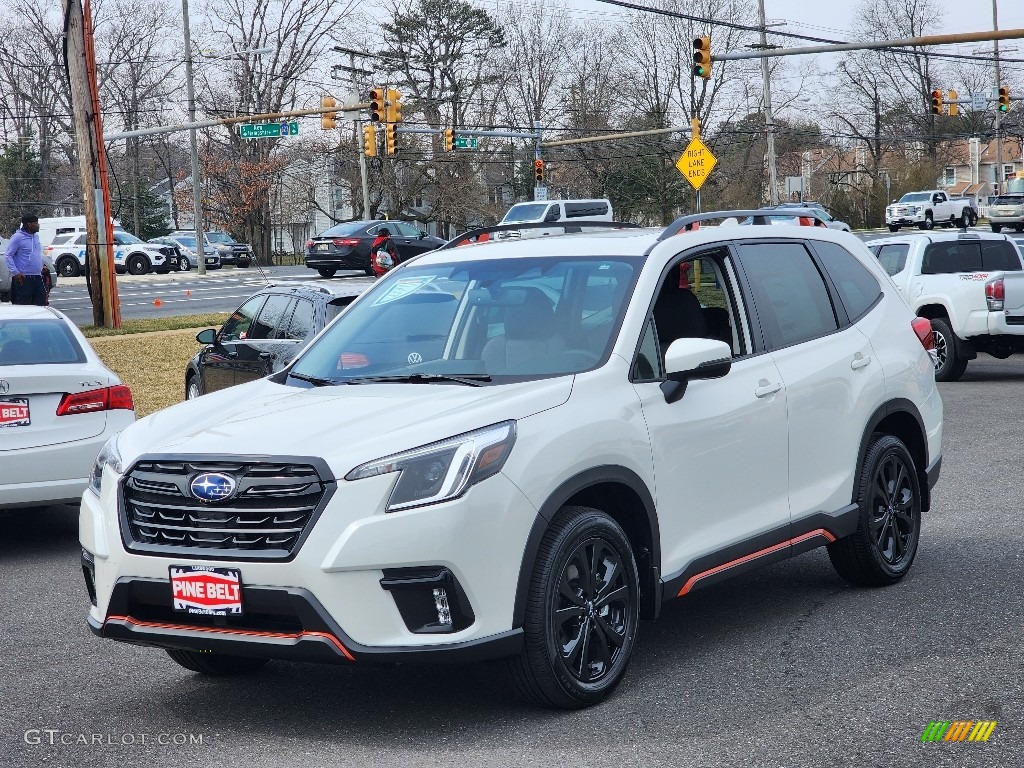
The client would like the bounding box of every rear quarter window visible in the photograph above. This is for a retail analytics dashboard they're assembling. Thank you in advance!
[813,241,882,321]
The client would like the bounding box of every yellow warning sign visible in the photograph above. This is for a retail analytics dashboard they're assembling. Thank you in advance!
[676,138,717,191]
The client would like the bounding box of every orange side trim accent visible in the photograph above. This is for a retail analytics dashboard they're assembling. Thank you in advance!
[677,529,837,597]
[105,615,355,662]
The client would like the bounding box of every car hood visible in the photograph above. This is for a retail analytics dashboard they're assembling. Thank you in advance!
[117,376,574,477]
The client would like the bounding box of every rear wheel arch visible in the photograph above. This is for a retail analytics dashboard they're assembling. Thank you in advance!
[855,400,931,511]
[513,467,660,628]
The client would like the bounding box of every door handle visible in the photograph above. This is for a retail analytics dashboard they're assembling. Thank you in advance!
[258,351,273,360]
[851,353,872,370]
[754,380,782,398]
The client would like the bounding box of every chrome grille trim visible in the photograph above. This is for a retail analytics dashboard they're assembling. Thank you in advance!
[120,457,332,561]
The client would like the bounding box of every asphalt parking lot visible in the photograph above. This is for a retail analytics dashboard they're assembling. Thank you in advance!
[1,357,1021,768]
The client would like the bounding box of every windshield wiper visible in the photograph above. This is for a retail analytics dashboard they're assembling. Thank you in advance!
[344,373,492,387]
[288,372,339,387]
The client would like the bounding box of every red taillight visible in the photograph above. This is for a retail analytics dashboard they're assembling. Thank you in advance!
[911,317,935,352]
[56,385,134,416]
[332,238,360,247]
[305,239,314,248]
[986,277,1005,311]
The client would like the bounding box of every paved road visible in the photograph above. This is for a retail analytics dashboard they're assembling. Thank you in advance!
[2,358,1021,768]
[47,266,372,326]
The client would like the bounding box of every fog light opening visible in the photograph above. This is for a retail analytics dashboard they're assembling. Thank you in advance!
[433,588,452,626]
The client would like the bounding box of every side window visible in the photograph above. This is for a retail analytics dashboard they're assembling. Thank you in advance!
[249,295,294,340]
[632,318,661,380]
[394,222,420,237]
[738,242,839,349]
[813,241,882,321]
[75,234,88,246]
[219,296,266,342]
[652,250,742,357]
[876,244,909,276]
[981,240,1023,271]
[286,298,316,340]
[543,204,560,222]
[922,242,982,274]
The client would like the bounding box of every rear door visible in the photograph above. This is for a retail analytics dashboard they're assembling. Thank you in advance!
[275,297,316,369]
[393,222,428,257]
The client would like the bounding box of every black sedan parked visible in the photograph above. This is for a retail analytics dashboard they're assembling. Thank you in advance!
[184,279,373,399]
[304,220,445,278]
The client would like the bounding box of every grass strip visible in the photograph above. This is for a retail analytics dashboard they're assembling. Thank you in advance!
[80,313,229,338]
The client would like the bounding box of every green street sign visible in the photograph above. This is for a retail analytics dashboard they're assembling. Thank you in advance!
[240,122,299,139]
[454,136,478,150]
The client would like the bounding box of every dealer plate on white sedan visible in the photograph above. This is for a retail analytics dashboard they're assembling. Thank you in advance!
[0,398,30,428]
[170,566,243,615]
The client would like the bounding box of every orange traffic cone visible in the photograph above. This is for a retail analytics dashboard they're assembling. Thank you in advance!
[153,298,163,307]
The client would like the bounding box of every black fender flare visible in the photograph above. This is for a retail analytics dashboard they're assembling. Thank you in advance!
[511,465,660,628]
[855,398,932,511]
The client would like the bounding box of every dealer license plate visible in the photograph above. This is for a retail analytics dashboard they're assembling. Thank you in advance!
[317,243,329,251]
[170,566,243,615]
[0,398,30,428]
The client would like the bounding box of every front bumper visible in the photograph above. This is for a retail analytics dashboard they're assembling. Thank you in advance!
[82,468,538,661]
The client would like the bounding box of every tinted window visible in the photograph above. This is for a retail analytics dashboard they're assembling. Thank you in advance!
[814,242,881,320]
[326,296,357,322]
[564,202,609,218]
[220,296,265,341]
[286,299,315,340]
[632,318,660,380]
[921,242,982,274]
[981,240,1023,271]
[74,234,88,246]
[876,244,909,276]
[0,319,86,365]
[250,295,294,340]
[992,195,1024,206]
[738,242,838,348]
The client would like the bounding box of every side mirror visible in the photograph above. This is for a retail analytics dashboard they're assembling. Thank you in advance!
[665,337,732,382]
[418,230,428,239]
[196,328,216,344]
[891,199,897,204]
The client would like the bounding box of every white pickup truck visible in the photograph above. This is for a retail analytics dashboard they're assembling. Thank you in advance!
[868,230,1024,380]
[885,190,978,232]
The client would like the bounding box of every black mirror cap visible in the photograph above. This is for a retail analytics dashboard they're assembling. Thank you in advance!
[196,328,217,344]
[666,357,732,384]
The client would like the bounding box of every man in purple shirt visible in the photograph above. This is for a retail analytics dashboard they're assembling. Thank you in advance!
[4,214,47,305]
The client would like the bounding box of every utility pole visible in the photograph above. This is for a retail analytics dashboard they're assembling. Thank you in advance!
[994,0,1003,196]
[62,0,119,327]
[758,0,779,206]
[333,47,373,218]
[181,0,205,274]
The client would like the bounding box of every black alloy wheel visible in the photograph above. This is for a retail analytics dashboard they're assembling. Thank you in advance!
[57,256,81,277]
[929,317,967,381]
[508,506,639,709]
[828,434,922,587]
[127,254,150,275]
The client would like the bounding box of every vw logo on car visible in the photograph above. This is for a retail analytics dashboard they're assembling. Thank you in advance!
[189,473,237,503]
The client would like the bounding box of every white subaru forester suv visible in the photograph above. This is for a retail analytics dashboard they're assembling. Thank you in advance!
[81,212,943,709]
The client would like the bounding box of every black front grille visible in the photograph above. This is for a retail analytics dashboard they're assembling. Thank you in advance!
[121,459,329,560]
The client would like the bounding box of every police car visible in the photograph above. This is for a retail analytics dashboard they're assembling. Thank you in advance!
[45,231,177,277]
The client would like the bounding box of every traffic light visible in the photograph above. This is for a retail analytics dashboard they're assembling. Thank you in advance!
[369,88,385,122]
[385,88,402,123]
[534,158,544,183]
[385,123,397,155]
[321,96,337,130]
[444,128,454,152]
[947,89,958,117]
[999,85,1010,113]
[363,123,377,158]
[692,36,712,80]
[930,89,943,115]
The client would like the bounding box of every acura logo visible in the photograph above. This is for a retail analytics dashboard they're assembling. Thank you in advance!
[190,472,237,503]
[0,380,8,394]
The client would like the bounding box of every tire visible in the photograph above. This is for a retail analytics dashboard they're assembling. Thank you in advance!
[165,648,269,675]
[991,224,1003,233]
[887,225,899,233]
[507,505,639,709]
[127,254,150,275]
[178,255,192,271]
[317,268,337,278]
[929,316,968,382]
[828,434,922,587]
[237,258,250,268]
[57,256,81,277]
[185,374,203,400]
[1015,225,1024,233]
[919,213,934,230]
[365,265,376,276]
[968,209,978,227]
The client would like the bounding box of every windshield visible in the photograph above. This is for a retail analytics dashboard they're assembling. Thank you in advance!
[288,255,642,384]
[501,203,549,224]
[898,193,930,203]
[174,236,197,248]
[206,232,233,244]
[321,222,366,238]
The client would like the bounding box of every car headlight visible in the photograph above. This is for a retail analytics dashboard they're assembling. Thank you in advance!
[88,434,123,496]
[345,421,516,511]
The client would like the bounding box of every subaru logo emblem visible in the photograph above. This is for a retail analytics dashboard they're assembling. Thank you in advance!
[190,472,237,503]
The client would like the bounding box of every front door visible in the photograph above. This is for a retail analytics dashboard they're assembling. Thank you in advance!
[202,295,266,392]
[232,294,296,386]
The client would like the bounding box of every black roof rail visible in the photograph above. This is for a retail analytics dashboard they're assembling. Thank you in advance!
[657,208,828,242]
[435,220,641,251]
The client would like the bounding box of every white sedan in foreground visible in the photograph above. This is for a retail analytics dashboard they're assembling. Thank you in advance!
[0,305,135,508]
